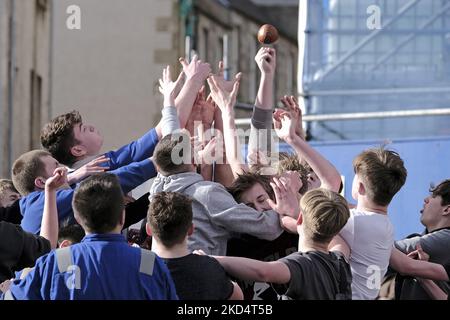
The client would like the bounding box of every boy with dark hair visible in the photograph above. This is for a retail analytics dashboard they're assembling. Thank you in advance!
[57,223,85,248]
[40,58,209,170]
[227,172,274,211]
[208,188,352,300]
[40,111,89,168]
[147,191,242,300]
[0,179,20,208]
[331,147,407,300]
[12,149,156,234]
[4,174,178,300]
[389,179,450,300]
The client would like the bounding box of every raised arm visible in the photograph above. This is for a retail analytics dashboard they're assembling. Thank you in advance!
[207,72,246,178]
[213,255,290,284]
[41,167,68,249]
[175,55,211,129]
[249,48,277,160]
[254,47,276,110]
[111,158,156,194]
[280,95,306,140]
[209,62,242,186]
[274,112,341,192]
[156,65,184,138]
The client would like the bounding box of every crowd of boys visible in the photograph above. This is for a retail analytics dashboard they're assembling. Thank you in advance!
[0,48,449,300]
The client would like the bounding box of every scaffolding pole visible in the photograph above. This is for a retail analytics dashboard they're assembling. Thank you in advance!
[235,108,450,126]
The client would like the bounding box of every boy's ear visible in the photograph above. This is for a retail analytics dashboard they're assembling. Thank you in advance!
[296,211,303,225]
[59,239,72,248]
[145,222,152,237]
[71,145,87,158]
[358,181,366,196]
[34,177,46,190]
[187,223,194,236]
[443,205,450,216]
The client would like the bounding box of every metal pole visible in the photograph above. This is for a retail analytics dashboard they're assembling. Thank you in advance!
[185,35,191,60]
[298,0,309,135]
[48,0,54,120]
[222,33,229,80]
[303,86,450,97]
[0,0,4,176]
[234,108,450,125]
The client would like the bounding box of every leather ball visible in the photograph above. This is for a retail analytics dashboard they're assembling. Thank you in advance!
[257,24,279,44]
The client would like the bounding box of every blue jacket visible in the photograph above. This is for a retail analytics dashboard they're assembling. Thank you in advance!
[20,158,156,234]
[3,234,178,300]
[105,128,159,170]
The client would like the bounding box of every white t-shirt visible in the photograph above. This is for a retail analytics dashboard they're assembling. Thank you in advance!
[339,208,394,300]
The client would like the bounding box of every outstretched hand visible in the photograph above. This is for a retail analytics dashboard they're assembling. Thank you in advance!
[159,65,185,107]
[273,111,296,142]
[209,61,242,94]
[67,155,110,185]
[280,95,305,139]
[207,73,241,114]
[179,55,211,83]
[266,176,299,218]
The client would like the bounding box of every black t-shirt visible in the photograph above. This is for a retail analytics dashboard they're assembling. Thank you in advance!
[123,193,149,230]
[227,231,298,300]
[275,250,352,300]
[0,221,51,282]
[162,254,234,300]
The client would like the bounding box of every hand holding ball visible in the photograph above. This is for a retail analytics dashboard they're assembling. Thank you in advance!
[257,24,279,44]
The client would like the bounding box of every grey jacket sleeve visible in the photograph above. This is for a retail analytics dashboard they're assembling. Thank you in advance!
[394,236,421,254]
[204,185,284,241]
[395,230,450,263]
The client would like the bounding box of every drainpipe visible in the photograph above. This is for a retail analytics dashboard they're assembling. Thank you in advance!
[48,0,54,120]
[0,1,4,176]
[7,0,16,172]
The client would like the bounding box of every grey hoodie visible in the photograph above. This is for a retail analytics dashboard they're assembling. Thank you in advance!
[149,172,284,256]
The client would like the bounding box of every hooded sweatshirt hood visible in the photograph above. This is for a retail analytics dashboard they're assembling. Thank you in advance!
[150,172,203,195]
